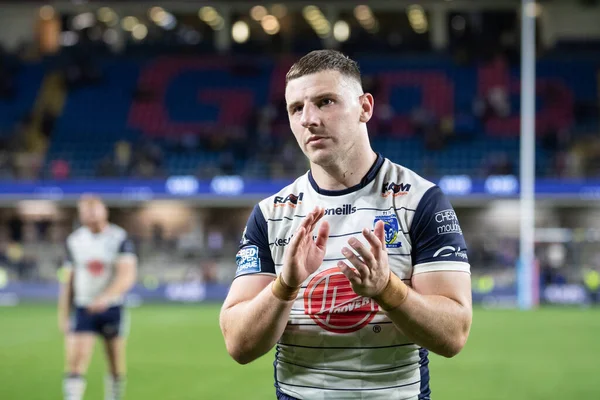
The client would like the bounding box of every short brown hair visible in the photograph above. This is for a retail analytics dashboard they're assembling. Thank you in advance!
[285,49,361,86]
[78,194,106,209]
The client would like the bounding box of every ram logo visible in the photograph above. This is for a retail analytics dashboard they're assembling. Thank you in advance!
[274,192,304,208]
[381,182,411,197]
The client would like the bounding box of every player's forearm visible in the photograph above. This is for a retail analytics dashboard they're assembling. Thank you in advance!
[101,265,137,299]
[385,290,471,358]
[58,272,73,317]
[58,287,72,317]
[220,283,295,365]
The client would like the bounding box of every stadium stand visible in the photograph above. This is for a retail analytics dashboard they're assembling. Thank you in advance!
[33,52,598,180]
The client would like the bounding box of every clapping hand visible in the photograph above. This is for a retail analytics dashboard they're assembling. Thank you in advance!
[280,207,330,288]
[338,220,390,298]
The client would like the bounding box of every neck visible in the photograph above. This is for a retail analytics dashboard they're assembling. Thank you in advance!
[310,147,377,191]
[88,222,108,234]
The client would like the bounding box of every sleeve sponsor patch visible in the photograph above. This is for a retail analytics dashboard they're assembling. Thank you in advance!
[410,186,470,266]
[235,245,261,276]
[120,239,136,254]
[434,209,463,235]
[432,245,468,261]
[118,236,137,255]
[234,204,276,276]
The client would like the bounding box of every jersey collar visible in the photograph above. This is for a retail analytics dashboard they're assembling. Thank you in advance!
[308,153,385,197]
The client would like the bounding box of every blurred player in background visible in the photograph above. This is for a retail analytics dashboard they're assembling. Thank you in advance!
[57,195,137,400]
[220,50,472,399]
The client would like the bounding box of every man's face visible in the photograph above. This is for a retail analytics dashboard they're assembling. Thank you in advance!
[285,70,368,167]
[78,199,107,228]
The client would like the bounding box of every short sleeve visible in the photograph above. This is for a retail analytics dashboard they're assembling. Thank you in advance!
[118,236,137,256]
[235,204,276,278]
[409,186,470,275]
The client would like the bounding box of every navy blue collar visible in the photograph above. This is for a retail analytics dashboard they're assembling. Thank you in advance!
[308,153,385,197]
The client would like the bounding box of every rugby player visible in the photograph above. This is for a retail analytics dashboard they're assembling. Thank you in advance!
[219,50,472,399]
[58,195,137,400]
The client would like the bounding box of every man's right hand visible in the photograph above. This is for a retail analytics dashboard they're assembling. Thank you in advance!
[280,207,330,288]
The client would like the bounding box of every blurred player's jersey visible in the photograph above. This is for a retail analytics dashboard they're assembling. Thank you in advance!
[65,224,136,307]
[236,154,470,400]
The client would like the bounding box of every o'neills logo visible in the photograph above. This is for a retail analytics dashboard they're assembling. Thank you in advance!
[303,269,378,334]
[324,204,356,216]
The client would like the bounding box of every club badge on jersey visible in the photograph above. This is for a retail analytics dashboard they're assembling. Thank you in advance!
[373,214,402,248]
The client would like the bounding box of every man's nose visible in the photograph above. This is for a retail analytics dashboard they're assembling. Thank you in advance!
[300,103,319,128]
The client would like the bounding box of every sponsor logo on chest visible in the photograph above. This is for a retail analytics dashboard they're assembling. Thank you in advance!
[274,193,303,208]
[381,182,411,197]
[304,269,378,334]
[273,236,292,247]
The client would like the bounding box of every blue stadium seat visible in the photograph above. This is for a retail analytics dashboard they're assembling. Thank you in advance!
[38,53,599,179]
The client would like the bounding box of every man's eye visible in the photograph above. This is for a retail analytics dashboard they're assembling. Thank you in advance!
[293,106,303,114]
[320,99,333,106]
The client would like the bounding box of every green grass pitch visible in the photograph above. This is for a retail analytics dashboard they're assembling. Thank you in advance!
[1,304,599,399]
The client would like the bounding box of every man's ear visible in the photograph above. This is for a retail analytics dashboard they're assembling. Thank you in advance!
[359,93,374,123]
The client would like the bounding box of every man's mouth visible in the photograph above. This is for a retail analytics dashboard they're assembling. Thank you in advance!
[306,136,328,145]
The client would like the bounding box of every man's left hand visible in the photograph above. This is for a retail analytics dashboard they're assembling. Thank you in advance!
[338,220,391,298]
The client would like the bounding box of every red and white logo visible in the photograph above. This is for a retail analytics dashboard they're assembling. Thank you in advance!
[304,268,379,334]
[86,260,105,276]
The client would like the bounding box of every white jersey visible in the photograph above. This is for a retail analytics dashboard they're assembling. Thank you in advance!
[235,155,470,400]
[65,224,137,307]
